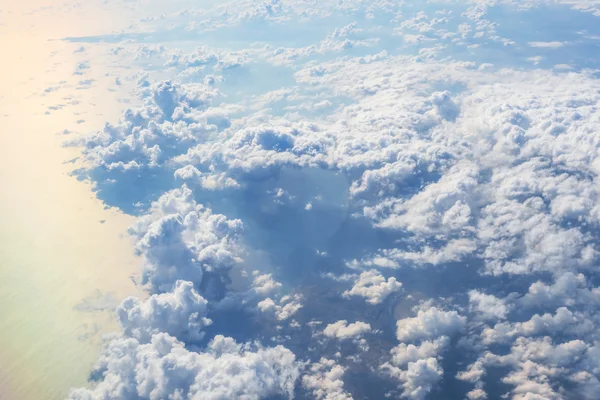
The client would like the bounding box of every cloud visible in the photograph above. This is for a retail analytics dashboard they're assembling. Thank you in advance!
[384,358,443,400]
[458,336,597,400]
[302,358,353,400]
[481,307,593,345]
[518,272,600,309]
[74,291,119,313]
[383,308,459,398]
[64,0,600,398]
[250,272,282,296]
[117,280,211,343]
[131,185,244,294]
[395,307,466,342]
[322,320,372,340]
[68,333,300,400]
[257,293,303,321]
[528,41,566,48]
[389,337,449,367]
[342,270,402,305]
[468,290,509,321]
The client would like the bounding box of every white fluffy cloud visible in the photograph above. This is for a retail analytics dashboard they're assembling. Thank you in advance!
[68,333,300,400]
[257,293,303,321]
[323,320,372,340]
[519,272,600,309]
[76,80,221,172]
[458,336,598,400]
[468,290,509,321]
[342,270,402,305]
[396,307,466,342]
[131,185,244,294]
[117,280,211,343]
[64,0,600,398]
[385,358,443,400]
[302,358,353,400]
[250,272,282,296]
[389,337,449,367]
[383,307,463,398]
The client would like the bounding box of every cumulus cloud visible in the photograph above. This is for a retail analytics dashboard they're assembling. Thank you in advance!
[77,79,221,172]
[342,270,402,305]
[131,185,244,294]
[396,307,466,342]
[518,272,600,310]
[117,280,211,343]
[257,293,303,321]
[481,306,593,345]
[68,333,300,400]
[384,357,443,400]
[389,337,449,367]
[322,320,372,340]
[458,336,598,400]
[468,290,509,321]
[65,0,600,398]
[383,307,462,398]
[302,358,353,400]
[250,272,282,296]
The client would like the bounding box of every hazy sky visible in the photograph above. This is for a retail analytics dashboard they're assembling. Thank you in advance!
[0,2,142,399]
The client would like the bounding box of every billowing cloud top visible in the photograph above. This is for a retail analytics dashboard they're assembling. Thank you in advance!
[64,0,600,399]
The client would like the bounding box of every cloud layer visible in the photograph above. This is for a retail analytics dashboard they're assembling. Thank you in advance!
[65,0,600,398]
